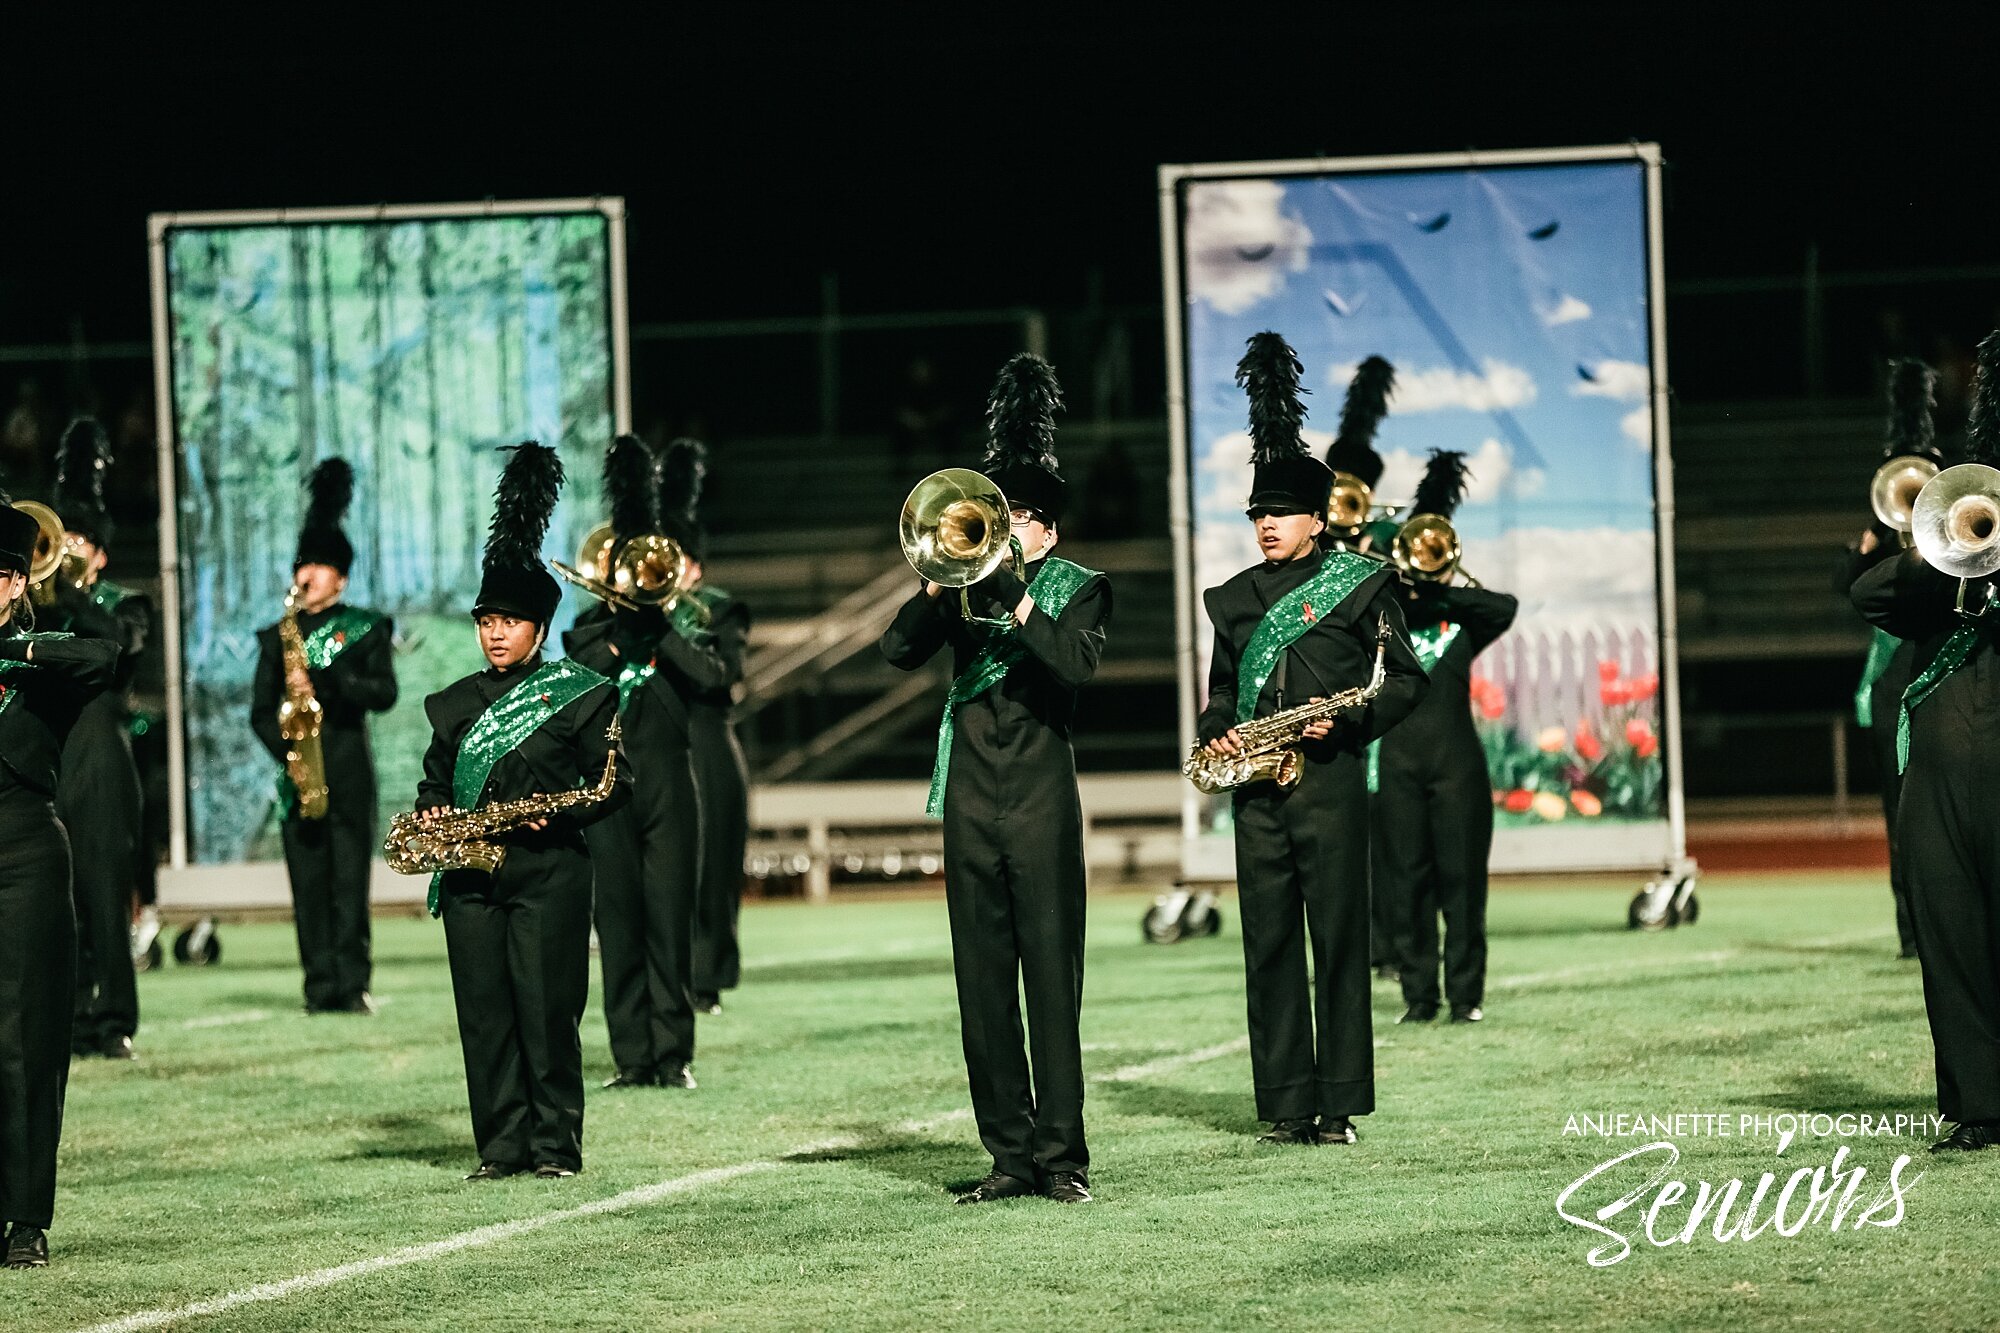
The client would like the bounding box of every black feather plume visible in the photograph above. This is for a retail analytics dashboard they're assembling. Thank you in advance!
[1412,449,1472,519]
[659,437,708,528]
[604,434,658,541]
[1335,356,1394,451]
[1236,332,1309,464]
[303,458,354,531]
[1883,359,1938,459]
[485,441,564,573]
[54,416,111,509]
[980,353,1064,474]
[1972,332,2000,466]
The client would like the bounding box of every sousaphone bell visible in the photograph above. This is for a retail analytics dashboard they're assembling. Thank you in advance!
[1912,463,2000,612]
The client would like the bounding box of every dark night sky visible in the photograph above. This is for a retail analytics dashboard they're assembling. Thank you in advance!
[4,6,1995,347]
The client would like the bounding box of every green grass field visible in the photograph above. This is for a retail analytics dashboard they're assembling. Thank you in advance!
[11,872,1994,1332]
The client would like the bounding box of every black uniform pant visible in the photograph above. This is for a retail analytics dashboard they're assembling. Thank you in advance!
[590,751,698,1076]
[1375,757,1493,1013]
[281,797,376,1010]
[0,792,75,1228]
[1866,680,1919,956]
[942,778,1089,1184]
[1899,707,2000,1125]
[59,751,141,1045]
[1233,752,1374,1122]
[691,718,748,995]
[441,843,594,1170]
[1365,793,1395,969]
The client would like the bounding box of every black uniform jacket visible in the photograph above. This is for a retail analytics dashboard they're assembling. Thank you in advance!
[1853,551,2000,736]
[1378,582,1518,767]
[691,592,750,717]
[879,557,1112,783]
[416,655,631,853]
[1197,551,1428,760]
[44,581,150,780]
[250,604,399,800]
[0,628,119,795]
[564,603,731,753]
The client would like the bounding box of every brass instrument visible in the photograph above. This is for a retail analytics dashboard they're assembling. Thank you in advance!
[1391,512,1481,587]
[383,721,622,875]
[1182,617,1390,794]
[1871,454,1939,539]
[898,468,1025,621]
[13,501,68,606]
[277,586,330,820]
[551,527,709,624]
[1913,463,2000,614]
[1325,471,1375,532]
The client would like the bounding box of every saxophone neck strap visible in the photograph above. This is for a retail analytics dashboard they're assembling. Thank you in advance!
[1235,552,1379,725]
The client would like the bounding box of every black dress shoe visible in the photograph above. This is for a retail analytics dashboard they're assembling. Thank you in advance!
[1449,1006,1484,1024]
[954,1171,1038,1204]
[1317,1116,1358,1144]
[533,1164,577,1179]
[1931,1121,2000,1152]
[1257,1118,1320,1146]
[464,1162,524,1181]
[694,992,723,1015]
[1046,1172,1093,1203]
[658,1063,697,1089]
[1397,1005,1438,1024]
[3,1225,48,1269]
[98,1035,137,1061]
[602,1070,657,1090]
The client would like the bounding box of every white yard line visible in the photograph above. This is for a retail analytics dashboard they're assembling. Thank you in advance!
[177,1009,274,1030]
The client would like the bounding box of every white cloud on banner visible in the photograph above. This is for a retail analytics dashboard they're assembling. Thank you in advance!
[1331,358,1537,414]
[1540,294,1593,326]
[1621,405,1652,447]
[1573,359,1650,401]
[1183,181,1313,315]
[1374,439,1546,508]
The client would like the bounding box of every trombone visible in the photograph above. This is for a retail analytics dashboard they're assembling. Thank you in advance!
[1870,453,1939,544]
[12,501,70,606]
[1911,462,2000,615]
[1325,471,1401,537]
[551,522,709,624]
[898,467,1024,625]
[1390,511,1482,588]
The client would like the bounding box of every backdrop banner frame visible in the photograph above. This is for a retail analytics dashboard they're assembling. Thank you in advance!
[1158,145,1683,882]
[147,197,631,883]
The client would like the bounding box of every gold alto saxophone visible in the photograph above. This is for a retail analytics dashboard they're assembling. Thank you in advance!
[1182,616,1391,794]
[278,587,330,819]
[383,720,622,875]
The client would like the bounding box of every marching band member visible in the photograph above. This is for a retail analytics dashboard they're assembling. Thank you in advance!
[1842,358,1939,960]
[0,495,118,1269]
[879,353,1110,1204]
[1198,332,1426,1146]
[1853,329,2000,1152]
[563,436,728,1089]
[417,443,627,1180]
[1370,451,1516,1025]
[249,461,398,1015]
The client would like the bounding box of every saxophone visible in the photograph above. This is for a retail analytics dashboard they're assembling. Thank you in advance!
[278,587,330,819]
[383,720,622,875]
[1182,616,1391,794]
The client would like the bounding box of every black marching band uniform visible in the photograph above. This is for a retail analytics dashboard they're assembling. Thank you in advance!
[1854,330,2000,1153]
[563,436,726,1089]
[419,442,629,1178]
[1199,333,1427,1145]
[1842,358,1939,960]
[879,353,1111,1204]
[1370,451,1517,1024]
[1319,357,1401,978]
[0,497,119,1269]
[686,525,752,1012]
[42,419,153,1059]
[250,462,398,1014]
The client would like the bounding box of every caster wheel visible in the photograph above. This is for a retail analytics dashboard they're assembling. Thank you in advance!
[1629,887,1671,931]
[1679,891,1699,925]
[173,919,222,966]
[1193,906,1224,938]
[134,939,164,973]
[1143,904,1184,945]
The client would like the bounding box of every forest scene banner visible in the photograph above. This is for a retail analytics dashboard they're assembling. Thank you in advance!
[1174,157,1669,872]
[164,211,616,863]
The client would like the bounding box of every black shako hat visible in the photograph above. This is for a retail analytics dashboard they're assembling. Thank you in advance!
[294,459,356,575]
[1324,356,1396,489]
[1238,332,1331,515]
[54,416,114,548]
[0,496,37,576]
[473,441,565,625]
[981,352,1066,525]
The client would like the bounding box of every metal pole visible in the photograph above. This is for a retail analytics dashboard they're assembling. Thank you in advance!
[1831,714,1850,836]
[146,216,189,869]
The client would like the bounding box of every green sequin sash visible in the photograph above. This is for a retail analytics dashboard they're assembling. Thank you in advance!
[1234,551,1380,726]
[926,558,1097,819]
[303,607,384,671]
[1366,618,1460,794]
[1854,627,1899,729]
[1898,624,1979,774]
